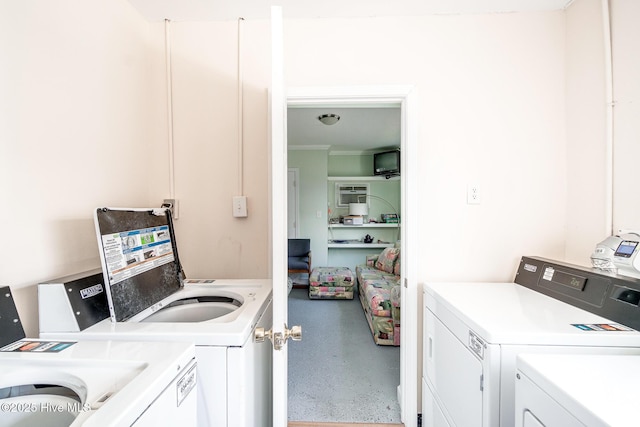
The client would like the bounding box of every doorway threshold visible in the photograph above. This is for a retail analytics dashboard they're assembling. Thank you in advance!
[289,422,404,427]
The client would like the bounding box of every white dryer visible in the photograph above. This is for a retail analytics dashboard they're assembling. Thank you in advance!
[0,286,197,427]
[38,207,274,427]
[422,256,640,427]
[515,353,640,427]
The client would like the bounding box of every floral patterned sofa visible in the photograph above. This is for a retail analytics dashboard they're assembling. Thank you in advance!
[355,245,401,346]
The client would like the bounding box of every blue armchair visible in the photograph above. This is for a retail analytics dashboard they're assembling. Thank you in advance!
[288,239,312,275]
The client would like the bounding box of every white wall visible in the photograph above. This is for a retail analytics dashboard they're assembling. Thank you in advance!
[164,10,571,286]
[564,0,640,262]
[611,0,640,232]
[0,0,165,336]
[166,20,272,279]
[284,12,568,282]
[565,0,608,264]
[0,9,275,337]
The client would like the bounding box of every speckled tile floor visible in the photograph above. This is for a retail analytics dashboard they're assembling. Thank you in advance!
[287,289,401,424]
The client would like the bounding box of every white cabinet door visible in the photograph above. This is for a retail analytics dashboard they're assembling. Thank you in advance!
[422,378,453,427]
[424,308,483,427]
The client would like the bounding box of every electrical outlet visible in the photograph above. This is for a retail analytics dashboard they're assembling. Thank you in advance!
[467,185,481,205]
[162,199,179,219]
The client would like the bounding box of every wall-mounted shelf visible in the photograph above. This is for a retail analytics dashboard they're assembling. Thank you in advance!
[327,176,400,181]
[328,223,399,250]
[328,243,394,249]
[328,223,399,229]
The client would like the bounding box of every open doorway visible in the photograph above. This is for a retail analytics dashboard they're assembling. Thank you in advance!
[283,86,417,425]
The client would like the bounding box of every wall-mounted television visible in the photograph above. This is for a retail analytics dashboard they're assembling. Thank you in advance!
[373,149,400,178]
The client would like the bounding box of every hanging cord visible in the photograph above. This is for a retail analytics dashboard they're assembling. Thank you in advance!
[165,208,185,282]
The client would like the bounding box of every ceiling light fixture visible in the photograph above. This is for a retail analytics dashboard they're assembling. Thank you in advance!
[318,113,340,125]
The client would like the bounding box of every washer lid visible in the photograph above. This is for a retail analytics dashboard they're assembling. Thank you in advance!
[94,207,185,322]
[517,354,640,426]
[0,286,26,347]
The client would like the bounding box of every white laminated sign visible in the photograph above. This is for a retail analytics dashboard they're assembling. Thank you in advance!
[101,225,175,286]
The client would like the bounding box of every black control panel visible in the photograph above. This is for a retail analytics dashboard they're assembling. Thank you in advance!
[515,256,640,331]
[56,270,110,330]
[0,286,26,347]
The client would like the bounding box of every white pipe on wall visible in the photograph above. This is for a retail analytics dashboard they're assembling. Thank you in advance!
[237,17,245,196]
[165,19,176,199]
[602,0,614,235]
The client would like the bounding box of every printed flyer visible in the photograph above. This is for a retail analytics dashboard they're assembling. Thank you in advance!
[101,225,175,285]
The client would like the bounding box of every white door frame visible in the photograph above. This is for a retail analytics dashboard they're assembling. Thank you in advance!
[269,7,288,426]
[287,168,300,238]
[285,85,419,427]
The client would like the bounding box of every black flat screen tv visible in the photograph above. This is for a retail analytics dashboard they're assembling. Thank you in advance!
[373,149,400,178]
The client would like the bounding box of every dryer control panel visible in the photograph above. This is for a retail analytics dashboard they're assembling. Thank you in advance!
[516,256,640,331]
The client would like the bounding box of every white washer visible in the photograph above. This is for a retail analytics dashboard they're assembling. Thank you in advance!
[0,286,197,427]
[515,353,640,427]
[38,207,273,427]
[422,256,640,427]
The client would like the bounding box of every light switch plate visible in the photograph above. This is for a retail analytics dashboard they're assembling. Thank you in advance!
[233,196,248,217]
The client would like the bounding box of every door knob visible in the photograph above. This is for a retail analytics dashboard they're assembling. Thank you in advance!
[285,325,302,342]
[254,327,273,343]
[255,324,302,350]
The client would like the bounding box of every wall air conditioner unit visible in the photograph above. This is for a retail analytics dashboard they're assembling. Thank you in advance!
[335,183,369,208]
